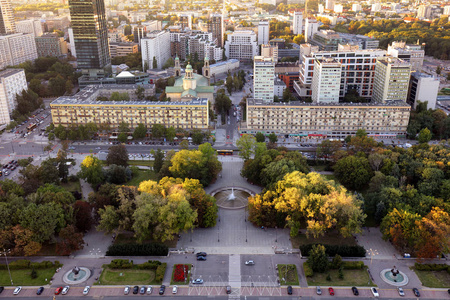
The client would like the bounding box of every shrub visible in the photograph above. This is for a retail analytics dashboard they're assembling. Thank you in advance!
[30,268,37,279]
[109,259,133,269]
[326,274,331,281]
[330,254,342,269]
[137,260,161,270]
[9,259,31,269]
[342,261,365,270]
[0,260,61,271]
[303,262,314,277]
[300,244,366,257]
[155,263,166,283]
[106,243,169,256]
[414,263,450,272]
[338,267,344,279]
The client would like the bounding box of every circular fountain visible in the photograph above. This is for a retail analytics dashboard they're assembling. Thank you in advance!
[62,266,91,284]
[379,266,409,286]
[211,187,254,209]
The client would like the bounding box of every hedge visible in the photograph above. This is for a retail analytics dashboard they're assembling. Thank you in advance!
[303,262,314,277]
[341,261,365,270]
[0,260,62,270]
[106,243,169,256]
[300,244,366,257]
[414,263,450,273]
[108,259,163,270]
[155,263,166,283]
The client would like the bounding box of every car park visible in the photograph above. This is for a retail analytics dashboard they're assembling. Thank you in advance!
[351,287,359,295]
[13,287,22,295]
[398,287,405,296]
[62,286,70,295]
[83,286,90,295]
[133,286,139,294]
[245,260,255,265]
[193,279,204,284]
[159,285,165,295]
[328,287,334,295]
[37,287,44,295]
[172,286,178,294]
[371,287,379,297]
[197,255,207,261]
[287,286,293,295]
[316,286,322,295]
[55,287,63,295]
[412,288,420,297]
[124,286,130,295]
[139,286,145,294]
[146,286,152,294]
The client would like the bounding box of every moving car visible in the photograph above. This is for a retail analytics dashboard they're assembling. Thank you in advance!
[172,285,178,294]
[398,287,405,296]
[37,287,44,295]
[245,260,255,265]
[124,286,130,295]
[159,285,165,295]
[196,252,207,257]
[13,287,22,295]
[412,288,420,297]
[287,286,293,295]
[351,286,359,296]
[328,287,334,296]
[197,256,207,261]
[83,286,90,295]
[139,286,145,294]
[316,286,322,295]
[55,287,63,295]
[146,286,152,294]
[132,286,139,294]
[371,287,379,297]
[193,279,204,284]
[62,286,70,295]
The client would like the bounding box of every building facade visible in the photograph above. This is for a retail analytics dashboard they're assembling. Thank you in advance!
[209,59,239,77]
[293,11,303,35]
[387,41,424,71]
[253,56,275,102]
[69,0,111,69]
[109,42,138,58]
[305,18,319,43]
[15,20,42,37]
[141,30,170,70]
[261,44,278,63]
[208,14,223,47]
[0,69,27,124]
[372,57,411,103]
[243,98,410,138]
[0,33,38,69]
[224,30,258,62]
[311,58,341,103]
[35,33,68,58]
[0,0,15,35]
[258,20,269,45]
[408,72,439,110]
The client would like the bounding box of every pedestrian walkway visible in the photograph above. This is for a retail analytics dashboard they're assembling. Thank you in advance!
[228,255,241,297]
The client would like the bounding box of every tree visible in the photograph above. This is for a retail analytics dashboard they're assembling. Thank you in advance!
[118,122,130,133]
[179,140,189,150]
[307,244,329,273]
[418,127,432,143]
[162,57,175,69]
[78,155,104,186]
[152,124,166,139]
[225,75,233,94]
[152,56,157,69]
[153,149,165,173]
[56,225,84,255]
[166,127,176,142]
[191,130,203,145]
[316,140,342,159]
[334,156,373,190]
[255,132,265,143]
[237,134,257,160]
[65,80,74,95]
[106,144,128,166]
[48,75,66,96]
[97,205,120,233]
[73,200,93,233]
[282,88,295,102]
[268,133,278,143]
[133,123,147,139]
[135,85,145,100]
[117,132,128,143]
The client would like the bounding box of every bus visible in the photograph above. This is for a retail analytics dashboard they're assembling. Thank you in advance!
[27,123,37,132]
[217,150,233,155]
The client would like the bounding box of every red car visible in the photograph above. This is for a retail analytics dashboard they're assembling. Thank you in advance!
[55,287,63,295]
[328,287,335,295]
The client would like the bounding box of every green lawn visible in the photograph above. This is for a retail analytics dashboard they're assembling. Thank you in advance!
[413,270,450,288]
[305,266,374,286]
[277,264,299,285]
[127,169,158,186]
[291,232,357,249]
[0,268,57,285]
[97,268,156,285]
[128,160,154,167]
[61,180,81,193]
[171,264,191,285]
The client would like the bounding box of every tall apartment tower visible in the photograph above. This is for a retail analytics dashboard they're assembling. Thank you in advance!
[311,58,341,103]
[253,56,275,102]
[0,0,16,35]
[372,57,411,103]
[69,0,110,69]
[261,44,278,63]
[417,5,432,19]
[305,18,319,43]
[141,30,170,70]
[325,0,334,10]
[293,11,303,35]
[258,20,269,45]
[179,14,192,30]
[0,69,27,124]
[208,14,223,47]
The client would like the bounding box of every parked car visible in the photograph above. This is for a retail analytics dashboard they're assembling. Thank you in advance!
[159,285,165,295]
[54,287,63,295]
[245,260,255,265]
[412,288,420,297]
[398,287,405,296]
[0,286,4,294]
[316,286,322,295]
[124,286,130,295]
[36,287,44,295]
[226,286,231,294]
[62,286,70,295]
[197,256,207,261]
[146,286,152,294]
[133,286,139,294]
[172,285,178,294]
[196,252,207,257]
[371,287,379,297]
[328,287,334,296]
[139,286,145,294]
[351,287,359,295]
[83,286,90,295]
[287,286,293,295]
[193,279,204,284]
[13,287,22,295]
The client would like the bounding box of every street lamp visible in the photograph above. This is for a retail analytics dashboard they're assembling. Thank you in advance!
[275,226,278,243]
[366,248,378,265]
[1,249,13,285]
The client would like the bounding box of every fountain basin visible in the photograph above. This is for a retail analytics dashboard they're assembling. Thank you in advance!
[62,267,91,285]
[211,187,254,209]
[379,268,409,286]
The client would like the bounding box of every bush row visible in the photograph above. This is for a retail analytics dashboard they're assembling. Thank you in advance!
[414,263,450,273]
[106,243,169,256]
[303,262,313,277]
[300,244,366,257]
[342,261,365,270]
[0,260,62,270]
[108,259,162,270]
[155,263,166,283]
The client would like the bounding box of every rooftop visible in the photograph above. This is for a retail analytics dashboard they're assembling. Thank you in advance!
[0,69,24,80]
[247,98,410,108]
[51,97,208,107]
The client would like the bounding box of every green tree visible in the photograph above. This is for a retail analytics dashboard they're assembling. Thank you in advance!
[78,155,104,186]
[334,155,373,190]
[192,130,204,145]
[135,85,145,100]
[97,205,120,233]
[152,56,157,69]
[225,75,233,94]
[48,75,66,96]
[152,124,166,139]
[255,132,265,143]
[106,144,128,166]
[307,244,329,273]
[133,123,147,139]
[237,134,257,160]
[153,149,165,173]
[166,127,176,142]
[268,133,278,143]
[162,57,175,69]
[117,132,128,143]
[65,80,74,95]
[418,127,432,143]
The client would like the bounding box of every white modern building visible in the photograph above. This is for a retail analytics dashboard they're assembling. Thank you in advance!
[373,57,411,103]
[209,59,240,77]
[141,30,170,70]
[224,30,258,62]
[0,0,15,35]
[293,11,303,35]
[352,3,362,12]
[261,44,278,63]
[387,41,424,71]
[68,28,76,57]
[258,21,269,45]
[311,58,341,103]
[305,18,319,43]
[408,72,439,110]
[15,20,43,37]
[0,69,27,124]
[274,78,286,98]
[325,0,334,10]
[253,56,275,102]
[444,5,450,15]
[417,5,432,19]
[371,3,382,12]
[334,4,344,13]
[0,33,38,69]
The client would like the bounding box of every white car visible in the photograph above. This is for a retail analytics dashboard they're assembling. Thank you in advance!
[83,286,90,295]
[371,287,379,297]
[124,286,130,295]
[172,285,178,294]
[13,287,22,295]
[146,286,152,294]
[398,287,405,296]
[62,286,70,295]
[245,260,255,265]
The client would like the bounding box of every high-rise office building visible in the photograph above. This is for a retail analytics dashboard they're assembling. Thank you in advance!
[293,11,303,35]
[224,30,258,62]
[208,14,223,47]
[305,18,319,43]
[253,56,275,102]
[311,58,341,103]
[35,33,68,58]
[258,20,269,45]
[69,0,110,69]
[387,41,424,72]
[0,0,15,35]
[408,72,439,110]
[373,57,411,103]
[417,5,432,19]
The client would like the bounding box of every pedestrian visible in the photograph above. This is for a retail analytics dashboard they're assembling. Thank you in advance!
[87,243,89,247]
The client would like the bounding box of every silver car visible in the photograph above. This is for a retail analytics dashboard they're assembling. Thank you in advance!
[316,286,322,295]
[398,287,405,296]
[124,286,130,295]
[62,286,70,295]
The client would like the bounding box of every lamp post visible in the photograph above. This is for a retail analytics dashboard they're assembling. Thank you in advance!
[1,249,13,285]
[275,226,277,243]
[366,248,378,265]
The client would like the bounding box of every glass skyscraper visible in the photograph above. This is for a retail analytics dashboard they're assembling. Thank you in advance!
[69,0,110,69]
